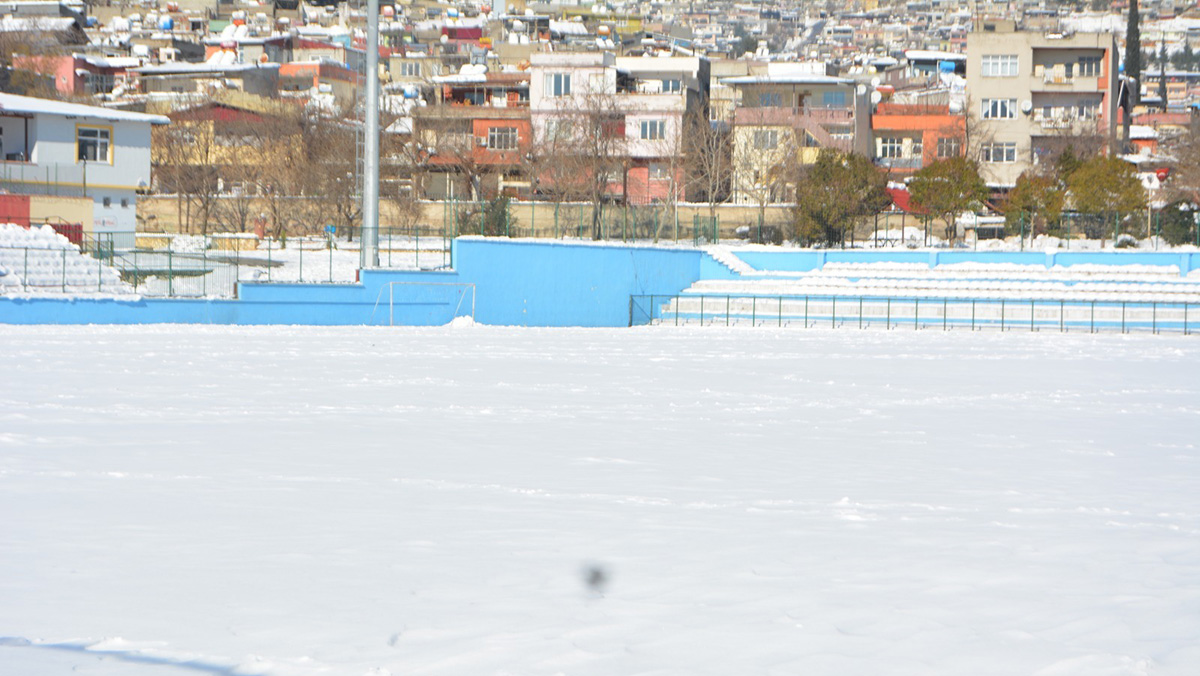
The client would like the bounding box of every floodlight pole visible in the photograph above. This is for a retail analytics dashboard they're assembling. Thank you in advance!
[360,0,381,269]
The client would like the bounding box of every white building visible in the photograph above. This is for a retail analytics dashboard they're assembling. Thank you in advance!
[0,93,169,246]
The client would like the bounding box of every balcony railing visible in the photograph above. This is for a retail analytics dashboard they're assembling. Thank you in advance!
[875,157,922,169]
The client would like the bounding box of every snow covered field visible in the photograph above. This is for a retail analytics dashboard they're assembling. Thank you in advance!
[1,326,1198,676]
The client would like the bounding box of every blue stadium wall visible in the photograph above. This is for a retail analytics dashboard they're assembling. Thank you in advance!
[1,240,1198,327]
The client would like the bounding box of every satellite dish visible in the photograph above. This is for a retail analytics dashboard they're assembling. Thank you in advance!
[1020,100,1033,114]
[870,76,881,87]
[870,91,882,104]
[856,84,867,95]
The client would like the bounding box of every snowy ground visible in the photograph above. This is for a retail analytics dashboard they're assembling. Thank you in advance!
[1,326,1198,676]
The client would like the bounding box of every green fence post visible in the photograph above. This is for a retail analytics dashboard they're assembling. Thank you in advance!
[699,295,704,325]
[61,248,66,292]
[914,297,919,330]
[133,250,138,292]
[97,247,102,292]
[298,239,303,282]
[330,237,335,282]
[23,248,28,291]
[1000,299,1005,332]
[751,296,756,327]
[202,249,207,296]
[725,295,730,326]
[168,251,174,297]
[267,242,272,282]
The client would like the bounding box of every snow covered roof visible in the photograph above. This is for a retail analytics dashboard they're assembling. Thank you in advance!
[76,54,143,69]
[134,62,281,75]
[0,92,169,125]
[0,16,78,32]
[904,50,966,62]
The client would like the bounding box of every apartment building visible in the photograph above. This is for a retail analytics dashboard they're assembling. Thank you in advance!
[723,63,869,205]
[0,92,168,246]
[966,26,1119,189]
[871,103,966,174]
[528,52,708,205]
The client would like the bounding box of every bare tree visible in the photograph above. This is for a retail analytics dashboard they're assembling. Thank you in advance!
[152,117,222,235]
[683,100,733,223]
[544,91,630,239]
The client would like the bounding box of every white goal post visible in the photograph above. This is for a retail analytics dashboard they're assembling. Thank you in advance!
[371,281,476,326]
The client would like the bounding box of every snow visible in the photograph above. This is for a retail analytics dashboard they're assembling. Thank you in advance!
[1,326,1198,676]
[0,223,130,294]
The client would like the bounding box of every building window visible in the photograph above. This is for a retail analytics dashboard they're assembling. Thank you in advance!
[487,126,519,150]
[102,196,111,207]
[1077,56,1102,77]
[752,129,779,150]
[878,137,903,158]
[121,198,129,208]
[937,137,961,158]
[660,79,682,93]
[648,162,669,179]
[399,61,420,77]
[640,119,666,140]
[545,72,572,97]
[911,139,923,158]
[77,126,111,163]
[981,54,1019,77]
[981,142,1017,163]
[757,92,782,107]
[981,98,1016,119]
[821,90,847,107]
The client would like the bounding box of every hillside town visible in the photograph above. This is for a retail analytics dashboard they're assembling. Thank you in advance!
[3,0,1200,248]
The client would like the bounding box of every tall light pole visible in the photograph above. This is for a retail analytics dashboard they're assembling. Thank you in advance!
[360,0,381,269]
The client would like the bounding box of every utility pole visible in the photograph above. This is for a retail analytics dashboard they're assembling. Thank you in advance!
[360,0,381,269]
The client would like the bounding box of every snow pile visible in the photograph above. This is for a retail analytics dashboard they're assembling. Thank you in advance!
[168,235,209,253]
[0,224,130,294]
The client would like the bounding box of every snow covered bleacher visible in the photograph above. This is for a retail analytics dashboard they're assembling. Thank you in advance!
[0,223,131,294]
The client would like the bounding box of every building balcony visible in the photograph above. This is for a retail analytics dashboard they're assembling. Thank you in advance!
[733,105,853,126]
[1030,74,1104,93]
[413,105,530,120]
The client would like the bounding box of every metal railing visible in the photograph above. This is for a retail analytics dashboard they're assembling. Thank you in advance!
[630,294,1198,335]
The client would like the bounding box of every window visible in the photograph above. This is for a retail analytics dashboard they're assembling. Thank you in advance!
[77,126,111,163]
[1078,56,1102,77]
[757,92,782,107]
[545,119,566,140]
[752,129,779,150]
[878,137,903,158]
[911,139,923,158]
[981,142,1017,163]
[821,90,847,108]
[545,72,572,97]
[981,54,1019,77]
[648,162,669,179]
[660,78,681,93]
[399,61,421,77]
[121,198,129,208]
[937,137,960,158]
[640,119,665,140]
[487,126,519,150]
[981,98,1016,119]
[102,196,111,208]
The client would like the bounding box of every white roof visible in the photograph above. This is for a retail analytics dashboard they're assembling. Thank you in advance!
[134,62,281,75]
[0,92,169,125]
[904,50,966,62]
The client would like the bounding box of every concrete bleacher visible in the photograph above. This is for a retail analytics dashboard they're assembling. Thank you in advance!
[0,223,131,294]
